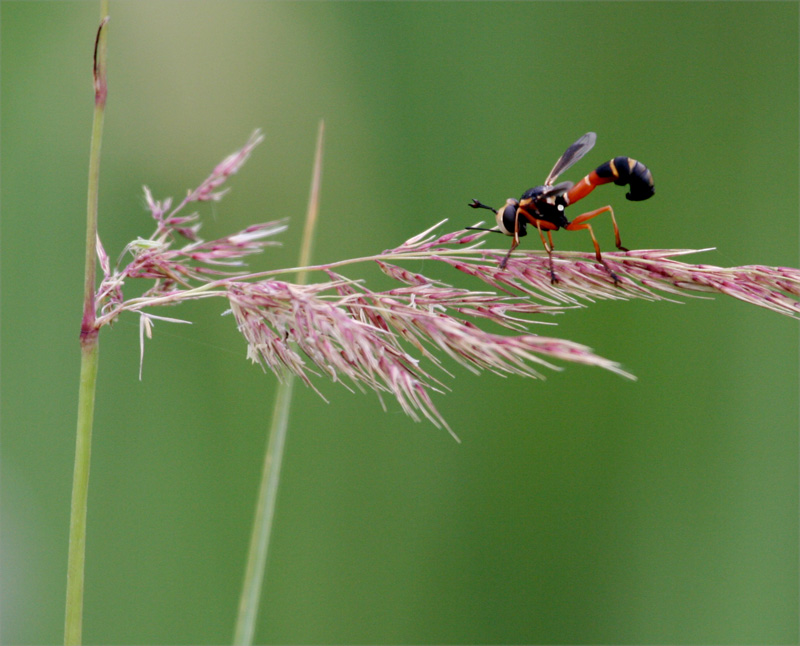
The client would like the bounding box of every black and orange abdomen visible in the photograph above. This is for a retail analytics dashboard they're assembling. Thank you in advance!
[566,157,654,205]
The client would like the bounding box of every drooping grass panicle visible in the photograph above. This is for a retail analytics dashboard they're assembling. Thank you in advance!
[94,135,800,434]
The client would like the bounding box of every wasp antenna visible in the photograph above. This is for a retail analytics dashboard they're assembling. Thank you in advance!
[469,199,496,212]
[465,226,503,234]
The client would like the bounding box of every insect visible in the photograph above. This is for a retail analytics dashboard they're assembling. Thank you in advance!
[468,132,654,282]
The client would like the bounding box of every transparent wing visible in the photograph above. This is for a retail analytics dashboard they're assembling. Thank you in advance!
[544,132,596,186]
[536,181,573,200]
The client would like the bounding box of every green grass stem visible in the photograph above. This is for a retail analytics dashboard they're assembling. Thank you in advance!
[233,120,325,645]
[65,4,108,645]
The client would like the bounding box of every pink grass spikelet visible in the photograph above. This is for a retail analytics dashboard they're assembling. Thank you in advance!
[386,223,800,320]
[187,130,265,203]
[226,279,455,435]
[224,271,635,426]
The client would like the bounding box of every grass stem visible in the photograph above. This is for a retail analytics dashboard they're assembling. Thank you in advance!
[65,4,108,645]
[233,120,325,645]
[64,341,99,645]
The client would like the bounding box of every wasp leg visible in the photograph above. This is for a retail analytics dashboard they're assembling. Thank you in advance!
[569,205,628,251]
[499,236,518,270]
[565,206,624,284]
[534,221,558,283]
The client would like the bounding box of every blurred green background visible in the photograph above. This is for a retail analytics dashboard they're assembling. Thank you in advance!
[2,2,798,644]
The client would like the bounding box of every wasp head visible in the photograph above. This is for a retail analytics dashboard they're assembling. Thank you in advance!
[496,198,526,238]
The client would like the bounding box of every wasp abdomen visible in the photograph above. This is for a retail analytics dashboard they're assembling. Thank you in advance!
[565,156,654,205]
[595,157,654,202]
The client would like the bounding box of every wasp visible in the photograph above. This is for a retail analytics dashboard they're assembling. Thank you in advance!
[468,132,654,282]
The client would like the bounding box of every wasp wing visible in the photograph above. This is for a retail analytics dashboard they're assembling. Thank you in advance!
[536,181,573,200]
[544,132,596,186]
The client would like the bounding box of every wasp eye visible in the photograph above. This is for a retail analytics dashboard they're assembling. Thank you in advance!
[502,205,517,233]
[496,202,524,237]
